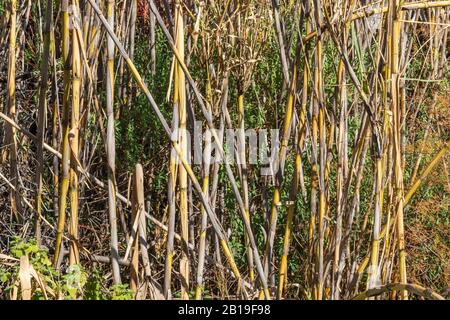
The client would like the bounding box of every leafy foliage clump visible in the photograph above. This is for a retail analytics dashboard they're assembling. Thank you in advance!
[0,238,131,300]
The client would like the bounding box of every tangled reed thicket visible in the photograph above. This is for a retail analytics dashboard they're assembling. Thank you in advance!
[0,0,449,300]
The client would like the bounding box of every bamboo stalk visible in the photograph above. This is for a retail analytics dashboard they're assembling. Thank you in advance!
[163,105,179,299]
[173,0,190,300]
[68,0,82,266]
[106,0,122,285]
[149,5,156,75]
[312,0,326,299]
[130,163,145,297]
[195,68,213,300]
[4,0,22,222]
[237,93,255,283]
[265,64,296,288]
[53,0,70,267]
[390,0,408,300]
[34,0,53,246]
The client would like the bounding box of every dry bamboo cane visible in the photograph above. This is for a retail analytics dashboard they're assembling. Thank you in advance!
[332,0,352,298]
[149,6,156,75]
[306,2,320,297]
[333,60,345,299]
[130,163,145,297]
[264,65,297,290]
[53,0,71,267]
[378,6,393,291]
[195,70,213,300]
[194,126,210,300]
[50,26,61,249]
[368,156,383,290]
[67,0,82,266]
[298,2,315,293]
[312,0,326,299]
[106,0,122,285]
[130,0,137,61]
[195,156,210,300]
[138,192,152,283]
[163,104,179,299]
[391,0,408,300]
[174,0,190,300]
[271,0,290,86]
[127,0,137,111]
[237,93,255,283]
[35,0,53,246]
[4,0,22,222]
[210,77,228,277]
[368,2,385,291]
[130,200,140,296]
